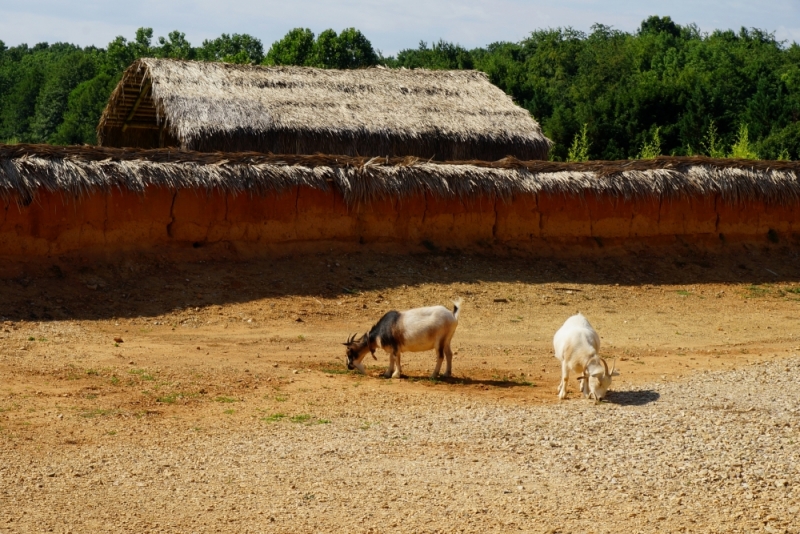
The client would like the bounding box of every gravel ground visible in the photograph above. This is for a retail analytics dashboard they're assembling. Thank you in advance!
[2,356,798,533]
[2,250,799,532]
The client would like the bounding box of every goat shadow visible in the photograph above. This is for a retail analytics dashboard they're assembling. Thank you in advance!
[603,389,660,406]
[389,374,535,389]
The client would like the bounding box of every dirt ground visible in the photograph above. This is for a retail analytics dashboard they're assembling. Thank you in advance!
[1,242,799,532]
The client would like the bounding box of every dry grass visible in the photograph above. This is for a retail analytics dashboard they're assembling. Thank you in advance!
[2,144,800,207]
[96,59,552,160]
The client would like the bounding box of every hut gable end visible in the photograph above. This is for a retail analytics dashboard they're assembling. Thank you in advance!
[97,59,552,160]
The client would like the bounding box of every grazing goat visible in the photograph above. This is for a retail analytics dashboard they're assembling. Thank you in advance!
[553,313,618,401]
[343,299,461,379]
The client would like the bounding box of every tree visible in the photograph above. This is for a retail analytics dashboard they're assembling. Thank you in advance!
[310,29,341,68]
[197,33,264,64]
[290,28,380,68]
[263,28,315,66]
[638,16,681,38]
[105,28,155,73]
[335,28,379,68]
[155,31,194,60]
[52,73,117,145]
[30,49,99,143]
[394,40,474,69]
[3,19,800,157]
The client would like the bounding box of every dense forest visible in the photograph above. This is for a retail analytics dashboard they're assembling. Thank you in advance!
[1,16,799,161]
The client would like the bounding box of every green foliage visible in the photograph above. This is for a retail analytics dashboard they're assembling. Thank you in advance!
[0,27,266,145]
[755,121,800,160]
[264,28,316,66]
[51,73,116,145]
[264,27,378,68]
[392,40,474,69]
[729,123,758,159]
[311,29,341,68]
[333,28,380,69]
[197,33,264,64]
[637,126,662,159]
[392,18,799,161]
[1,19,800,160]
[701,121,726,158]
[566,123,590,162]
[155,31,194,60]
[639,16,681,38]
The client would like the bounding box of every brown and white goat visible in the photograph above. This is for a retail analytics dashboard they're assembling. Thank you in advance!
[343,300,461,378]
[553,313,618,401]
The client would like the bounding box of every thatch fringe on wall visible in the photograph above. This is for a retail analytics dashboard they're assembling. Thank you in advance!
[2,144,799,206]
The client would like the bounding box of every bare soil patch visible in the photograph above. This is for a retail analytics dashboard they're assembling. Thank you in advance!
[1,245,799,532]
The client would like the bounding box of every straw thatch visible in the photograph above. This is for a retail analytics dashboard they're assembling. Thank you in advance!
[2,144,800,207]
[97,59,552,161]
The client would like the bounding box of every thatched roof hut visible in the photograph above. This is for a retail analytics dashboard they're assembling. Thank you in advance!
[97,59,552,160]
[2,144,799,206]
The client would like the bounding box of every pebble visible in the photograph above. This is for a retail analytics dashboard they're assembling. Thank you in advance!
[2,356,798,533]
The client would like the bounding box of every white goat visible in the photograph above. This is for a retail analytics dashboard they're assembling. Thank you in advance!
[343,299,461,379]
[553,313,618,401]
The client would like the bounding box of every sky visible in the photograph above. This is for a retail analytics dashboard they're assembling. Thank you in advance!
[0,0,798,55]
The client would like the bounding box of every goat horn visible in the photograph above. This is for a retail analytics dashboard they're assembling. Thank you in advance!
[601,358,610,377]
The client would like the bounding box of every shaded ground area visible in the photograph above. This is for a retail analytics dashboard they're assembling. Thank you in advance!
[0,240,798,323]
[1,248,799,532]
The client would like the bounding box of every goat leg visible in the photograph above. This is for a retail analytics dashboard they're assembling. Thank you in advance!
[558,361,569,400]
[392,352,402,379]
[431,346,445,379]
[443,345,453,377]
[384,352,395,379]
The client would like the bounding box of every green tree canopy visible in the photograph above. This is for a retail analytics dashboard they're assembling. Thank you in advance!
[1,19,799,159]
[196,33,264,64]
[263,28,316,66]
[263,27,379,68]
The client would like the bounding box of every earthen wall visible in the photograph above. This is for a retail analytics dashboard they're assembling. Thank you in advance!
[0,187,796,257]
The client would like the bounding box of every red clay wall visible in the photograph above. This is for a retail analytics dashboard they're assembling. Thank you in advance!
[0,186,797,257]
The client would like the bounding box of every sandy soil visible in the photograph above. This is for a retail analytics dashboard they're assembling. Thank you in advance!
[1,244,799,532]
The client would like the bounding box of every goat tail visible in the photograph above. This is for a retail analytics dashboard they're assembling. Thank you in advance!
[452,297,463,320]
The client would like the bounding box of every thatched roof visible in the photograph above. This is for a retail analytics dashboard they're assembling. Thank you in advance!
[2,144,800,206]
[96,59,552,161]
